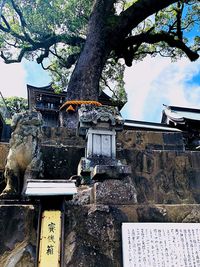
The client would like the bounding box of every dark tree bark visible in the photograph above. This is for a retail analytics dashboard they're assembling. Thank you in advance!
[67,1,116,101]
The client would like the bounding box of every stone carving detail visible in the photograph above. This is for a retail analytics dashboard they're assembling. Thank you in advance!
[0,110,43,197]
[78,105,124,136]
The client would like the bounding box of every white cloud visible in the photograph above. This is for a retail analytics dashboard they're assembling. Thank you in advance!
[0,59,27,98]
[0,55,199,124]
[122,56,200,122]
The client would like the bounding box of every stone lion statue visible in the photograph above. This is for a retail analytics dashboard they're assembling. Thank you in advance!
[0,110,43,197]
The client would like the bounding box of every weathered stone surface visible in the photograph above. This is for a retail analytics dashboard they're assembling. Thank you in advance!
[63,203,200,267]
[64,203,126,267]
[0,143,85,181]
[91,178,137,205]
[1,125,200,267]
[1,111,44,197]
[117,204,200,223]
[70,186,92,205]
[0,143,9,192]
[59,110,79,129]
[0,204,39,266]
[86,128,116,158]
[91,164,131,180]
[1,134,200,203]
[0,143,9,171]
[117,130,184,150]
[78,105,124,136]
[42,126,85,147]
[42,145,84,179]
[118,149,199,204]
[37,126,85,180]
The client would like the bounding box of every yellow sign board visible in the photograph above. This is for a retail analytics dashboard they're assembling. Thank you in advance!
[38,210,61,267]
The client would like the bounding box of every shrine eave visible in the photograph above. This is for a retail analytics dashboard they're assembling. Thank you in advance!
[162,105,200,124]
[27,84,68,95]
[124,119,181,132]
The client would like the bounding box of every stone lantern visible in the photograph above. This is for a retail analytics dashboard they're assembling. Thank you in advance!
[77,105,131,181]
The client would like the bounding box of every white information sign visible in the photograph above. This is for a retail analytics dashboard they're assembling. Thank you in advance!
[122,223,200,267]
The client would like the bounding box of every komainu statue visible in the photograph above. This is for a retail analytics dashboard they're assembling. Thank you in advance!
[0,110,43,197]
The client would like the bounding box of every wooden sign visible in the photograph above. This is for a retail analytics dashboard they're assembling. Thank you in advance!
[38,210,62,267]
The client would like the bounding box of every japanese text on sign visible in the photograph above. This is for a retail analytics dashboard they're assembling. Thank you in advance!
[38,210,61,267]
[122,223,200,267]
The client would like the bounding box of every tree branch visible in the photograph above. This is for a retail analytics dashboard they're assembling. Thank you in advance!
[1,0,85,50]
[0,14,10,32]
[0,46,32,63]
[36,47,49,64]
[10,0,26,27]
[10,0,35,45]
[9,0,85,48]
[3,38,19,48]
[41,62,53,71]
[0,14,28,42]
[115,30,199,64]
[0,0,6,22]
[0,0,86,65]
[0,31,84,64]
[101,75,113,92]
[176,1,183,40]
[52,34,85,47]
[116,0,179,37]
[50,49,80,69]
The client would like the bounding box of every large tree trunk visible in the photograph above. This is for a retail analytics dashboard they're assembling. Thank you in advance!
[66,1,114,101]
[66,0,184,101]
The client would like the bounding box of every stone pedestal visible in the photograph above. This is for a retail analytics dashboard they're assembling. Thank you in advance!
[91,164,131,180]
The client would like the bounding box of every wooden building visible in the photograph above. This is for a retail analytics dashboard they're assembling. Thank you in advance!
[27,84,126,127]
[27,84,68,127]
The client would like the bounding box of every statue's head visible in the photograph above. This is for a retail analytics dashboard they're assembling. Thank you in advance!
[11,110,43,130]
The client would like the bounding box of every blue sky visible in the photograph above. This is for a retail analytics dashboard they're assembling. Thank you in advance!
[124,56,200,121]
[0,55,199,123]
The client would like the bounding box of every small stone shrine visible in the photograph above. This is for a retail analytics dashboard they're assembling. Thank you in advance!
[77,104,131,181]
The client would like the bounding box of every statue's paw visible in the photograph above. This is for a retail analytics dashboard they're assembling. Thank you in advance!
[0,188,19,199]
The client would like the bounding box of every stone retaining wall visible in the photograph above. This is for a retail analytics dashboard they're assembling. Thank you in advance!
[118,149,200,204]
[117,130,184,150]
[0,129,186,180]
[0,204,39,267]
[63,203,200,267]
[42,126,85,147]
[0,202,200,267]
[0,128,200,266]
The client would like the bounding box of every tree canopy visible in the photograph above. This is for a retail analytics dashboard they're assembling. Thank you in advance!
[0,0,199,101]
[4,96,28,116]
